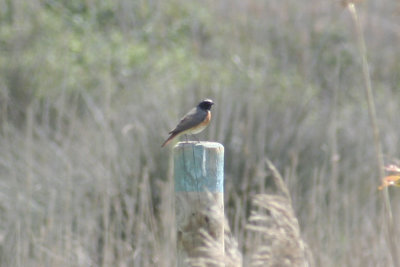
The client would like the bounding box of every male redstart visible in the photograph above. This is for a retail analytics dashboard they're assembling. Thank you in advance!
[161,99,214,147]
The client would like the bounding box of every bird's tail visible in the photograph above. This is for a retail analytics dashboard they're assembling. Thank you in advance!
[161,133,178,147]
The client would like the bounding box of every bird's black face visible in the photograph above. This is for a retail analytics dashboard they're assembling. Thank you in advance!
[198,99,214,110]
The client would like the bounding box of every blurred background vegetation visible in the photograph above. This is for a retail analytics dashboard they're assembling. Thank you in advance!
[0,0,399,266]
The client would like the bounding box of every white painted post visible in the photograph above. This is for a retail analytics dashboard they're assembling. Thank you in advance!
[174,141,224,266]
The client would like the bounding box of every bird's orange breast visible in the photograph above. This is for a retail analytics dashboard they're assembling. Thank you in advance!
[188,111,211,134]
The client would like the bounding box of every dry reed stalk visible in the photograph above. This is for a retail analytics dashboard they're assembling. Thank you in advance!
[345,2,398,266]
[246,159,313,267]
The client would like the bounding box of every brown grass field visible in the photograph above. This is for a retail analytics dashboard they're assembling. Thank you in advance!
[0,0,400,266]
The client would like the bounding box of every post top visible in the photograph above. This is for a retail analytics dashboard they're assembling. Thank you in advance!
[173,141,224,192]
[174,141,223,149]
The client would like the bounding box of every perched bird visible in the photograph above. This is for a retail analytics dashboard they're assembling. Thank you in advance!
[161,99,214,147]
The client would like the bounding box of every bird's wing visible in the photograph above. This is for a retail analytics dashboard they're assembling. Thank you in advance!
[169,107,207,134]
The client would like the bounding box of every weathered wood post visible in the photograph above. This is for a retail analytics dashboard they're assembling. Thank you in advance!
[174,141,224,266]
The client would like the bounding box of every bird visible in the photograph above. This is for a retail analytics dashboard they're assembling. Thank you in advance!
[161,99,214,147]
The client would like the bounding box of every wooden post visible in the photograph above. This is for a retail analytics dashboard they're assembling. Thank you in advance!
[174,141,224,266]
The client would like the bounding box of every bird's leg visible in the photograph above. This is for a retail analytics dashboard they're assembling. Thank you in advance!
[191,134,200,144]
[185,134,189,143]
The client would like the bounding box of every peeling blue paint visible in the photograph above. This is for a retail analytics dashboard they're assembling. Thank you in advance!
[174,142,224,192]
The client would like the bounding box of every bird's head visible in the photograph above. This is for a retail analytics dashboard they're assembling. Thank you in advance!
[198,99,214,111]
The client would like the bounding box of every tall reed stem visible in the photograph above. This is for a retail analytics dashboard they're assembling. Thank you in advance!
[346,3,398,266]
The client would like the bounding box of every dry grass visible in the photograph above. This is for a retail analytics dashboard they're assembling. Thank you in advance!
[246,194,310,267]
[244,159,313,267]
[0,0,400,266]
